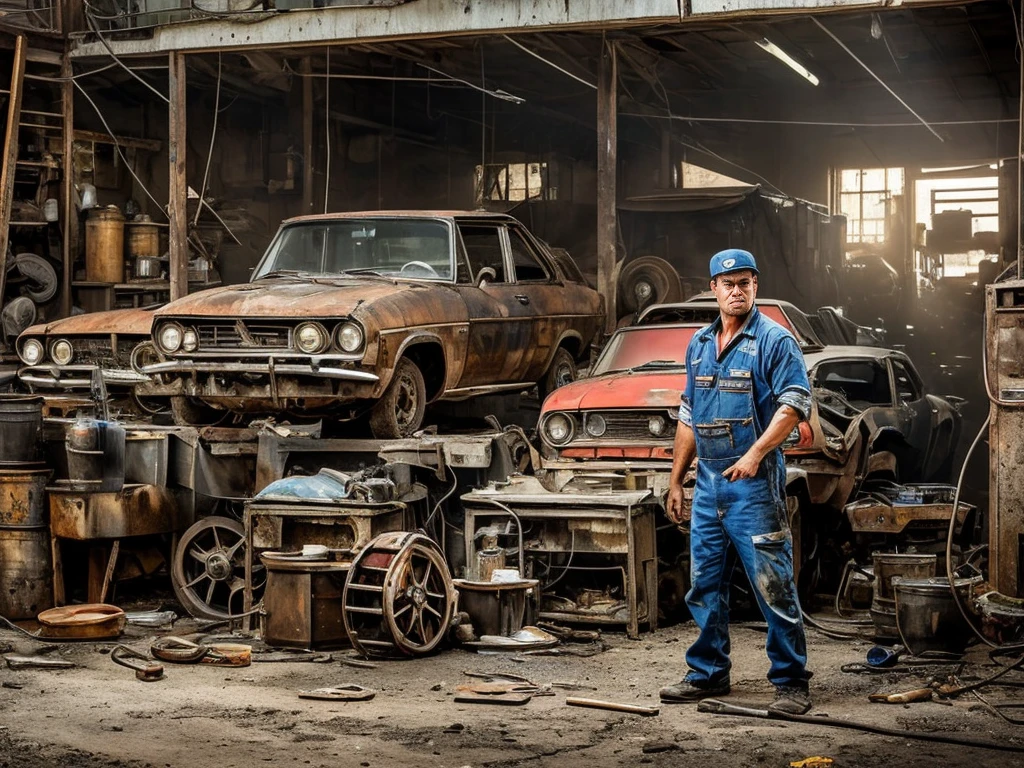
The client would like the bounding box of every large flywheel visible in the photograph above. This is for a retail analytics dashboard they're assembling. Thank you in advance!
[342,531,457,658]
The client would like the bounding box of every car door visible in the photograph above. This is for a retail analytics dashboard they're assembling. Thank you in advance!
[452,221,537,387]
[889,355,933,475]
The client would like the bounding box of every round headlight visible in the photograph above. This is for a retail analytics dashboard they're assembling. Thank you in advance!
[585,413,607,438]
[336,322,364,354]
[544,413,575,445]
[20,338,44,366]
[51,339,74,366]
[295,322,328,354]
[649,415,667,436]
[158,324,183,353]
[182,328,199,352]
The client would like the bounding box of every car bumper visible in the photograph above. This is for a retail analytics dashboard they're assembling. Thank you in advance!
[138,356,380,383]
[19,364,151,389]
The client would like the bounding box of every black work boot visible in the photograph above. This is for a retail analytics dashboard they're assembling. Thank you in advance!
[768,685,812,715]
[659,678,731,703]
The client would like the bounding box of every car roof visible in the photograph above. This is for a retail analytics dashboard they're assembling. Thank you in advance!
[281,210,521,226]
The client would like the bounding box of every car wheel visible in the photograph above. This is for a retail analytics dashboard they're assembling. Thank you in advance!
[170,395,228,427]
[369,358,426,439]
[617,256,683,315]
[539,348,576,403]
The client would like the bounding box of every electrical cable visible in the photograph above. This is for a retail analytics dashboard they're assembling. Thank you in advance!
[72,79,168,219]
[84,8,170,104]
[620,113,1019,128]
[501,34,597,90]
[541,530,576,591]
[25,62,120,83]
[193,52,222,229]
[472,497,526,576]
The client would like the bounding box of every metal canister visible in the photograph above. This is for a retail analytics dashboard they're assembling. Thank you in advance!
[0,468,51,526]
[85,206,125,283]
[127,221,160,259]
[0,526,54,619]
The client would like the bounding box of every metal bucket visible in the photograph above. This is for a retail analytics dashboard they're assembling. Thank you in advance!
[0,468,51,527]
[0,395,43,465]
[452,579,538,637]
[85,206,125,283]
[0,525,54,620]
[870,552,937,640]
[895,576,982,656]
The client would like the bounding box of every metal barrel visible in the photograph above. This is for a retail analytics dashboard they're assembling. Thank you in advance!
[85,206,125,283]
[870,552,937,640]
[0,395,43,465]
[0,468,51,526]
[0,525,54,620]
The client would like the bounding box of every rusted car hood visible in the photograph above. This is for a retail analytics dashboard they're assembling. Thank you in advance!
[23,307,156,337]
[543,371,685,412]
[155,278,430,318]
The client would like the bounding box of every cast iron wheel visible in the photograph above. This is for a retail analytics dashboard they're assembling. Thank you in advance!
[617,256,683,315]
[538,347,577,403]
[170,395,228,427]
[172,516,264,620]
[369,358,426,438]
[342,531,457,658]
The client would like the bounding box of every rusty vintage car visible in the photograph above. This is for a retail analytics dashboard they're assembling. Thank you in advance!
[139,211,604,436]
[16,306,167,415]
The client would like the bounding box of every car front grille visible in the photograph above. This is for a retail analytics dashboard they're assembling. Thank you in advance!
[195,322,292,351]
[578,411,672,442]
[69,338,141,366]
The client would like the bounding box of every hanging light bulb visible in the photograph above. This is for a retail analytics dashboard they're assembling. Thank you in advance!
[870,14,883,41]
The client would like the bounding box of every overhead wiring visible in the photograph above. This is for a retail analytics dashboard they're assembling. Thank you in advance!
[72,79,168,220]
[84,4,170,104]
[501,34,597,90]
[620,112,1020,128]
[193,52,222,229]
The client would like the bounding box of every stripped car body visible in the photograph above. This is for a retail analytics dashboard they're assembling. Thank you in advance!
[16,307,162,408]
[140,211,603,435]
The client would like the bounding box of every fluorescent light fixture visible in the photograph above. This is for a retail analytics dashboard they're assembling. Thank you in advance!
[755,38,820,87]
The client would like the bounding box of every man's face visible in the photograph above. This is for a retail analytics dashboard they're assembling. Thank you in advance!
[710,270,757,317]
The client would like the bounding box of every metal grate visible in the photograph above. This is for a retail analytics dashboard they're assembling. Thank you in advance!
[194,322,292,351]
[578,411,668,441]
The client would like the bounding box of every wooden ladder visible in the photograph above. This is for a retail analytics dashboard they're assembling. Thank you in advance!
[0,36,74,318]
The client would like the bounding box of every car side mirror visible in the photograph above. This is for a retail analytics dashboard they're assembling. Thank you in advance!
[477,267,497,287]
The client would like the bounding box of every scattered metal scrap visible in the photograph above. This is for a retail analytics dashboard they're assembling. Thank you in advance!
[5,654,75,670]
[111,645,164,682]
[565,697,660,716]
[298,684,376,702]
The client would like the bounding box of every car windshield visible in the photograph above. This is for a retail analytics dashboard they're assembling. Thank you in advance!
[591,326,696,375]
[640,301,823,349]
[253,218,454,280]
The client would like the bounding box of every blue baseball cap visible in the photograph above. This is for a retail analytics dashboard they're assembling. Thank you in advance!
[709,249,758,279]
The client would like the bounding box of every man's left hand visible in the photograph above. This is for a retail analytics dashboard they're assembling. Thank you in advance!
[723,450,761,481]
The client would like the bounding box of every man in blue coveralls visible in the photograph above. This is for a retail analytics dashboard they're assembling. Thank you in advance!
[659,248,813,715]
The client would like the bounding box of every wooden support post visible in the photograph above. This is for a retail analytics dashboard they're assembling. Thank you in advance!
[596,38,618,335]
[0,35,28,306]
[168,52,189,301]
[61,52,74,318]
[301,57,314,214]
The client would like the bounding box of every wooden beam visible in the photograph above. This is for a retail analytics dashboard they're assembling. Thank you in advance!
[73,129,162,153]
[168,52,188,301]
[301,57,314,215]
[61,51,74,318]
[596,37,618,334]
[0,35,28,308]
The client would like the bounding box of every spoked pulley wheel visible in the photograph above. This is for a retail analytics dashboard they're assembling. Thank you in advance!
[172,516,265,620]
[342,531,457,658]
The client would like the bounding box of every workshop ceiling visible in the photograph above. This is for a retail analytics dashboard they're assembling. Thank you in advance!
[82,1,1021,165]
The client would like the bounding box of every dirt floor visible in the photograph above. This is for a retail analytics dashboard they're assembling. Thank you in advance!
[3,614,1023,768]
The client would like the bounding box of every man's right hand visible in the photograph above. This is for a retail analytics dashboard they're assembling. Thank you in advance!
[665,485,690,525]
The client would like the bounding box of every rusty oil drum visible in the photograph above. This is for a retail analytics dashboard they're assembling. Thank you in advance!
[85,206,125,283]
[0,468,50,526]
[0,395,43,465]
[0,525,54,619]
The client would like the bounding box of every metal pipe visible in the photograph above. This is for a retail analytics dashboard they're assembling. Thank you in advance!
[811,17,943,143]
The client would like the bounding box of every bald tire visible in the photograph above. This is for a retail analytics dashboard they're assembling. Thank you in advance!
[369,358,427,439]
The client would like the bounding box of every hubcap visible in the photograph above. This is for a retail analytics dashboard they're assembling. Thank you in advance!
[206,552,232,581]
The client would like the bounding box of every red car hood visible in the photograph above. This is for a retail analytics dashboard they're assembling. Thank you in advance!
[542,370,686,412]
